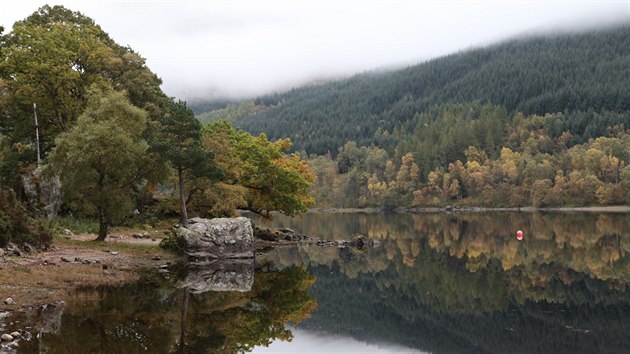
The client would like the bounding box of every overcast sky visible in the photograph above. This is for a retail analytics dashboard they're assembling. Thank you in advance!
[1,1,629,101]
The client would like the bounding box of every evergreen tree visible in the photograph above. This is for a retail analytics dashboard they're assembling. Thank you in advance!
[151,99,221,227]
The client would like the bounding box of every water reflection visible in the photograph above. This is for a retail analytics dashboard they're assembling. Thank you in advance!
[17,262,316,353]
[178,259,255,293]
[257,212,630,353]
[11,212,630,353]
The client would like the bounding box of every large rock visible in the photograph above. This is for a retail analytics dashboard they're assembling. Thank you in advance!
[21,169,61,219]
[175,217,254,259]
[178,259,254,293]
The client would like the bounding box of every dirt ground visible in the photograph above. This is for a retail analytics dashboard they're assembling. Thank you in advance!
[0,230,177,309]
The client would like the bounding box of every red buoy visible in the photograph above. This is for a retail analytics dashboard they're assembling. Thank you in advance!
[516,230,523,240]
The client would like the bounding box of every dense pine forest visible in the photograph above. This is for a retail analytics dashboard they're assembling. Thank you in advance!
[197,26,630,209]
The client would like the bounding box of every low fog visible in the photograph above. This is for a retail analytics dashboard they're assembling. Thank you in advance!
[2,1,629,101]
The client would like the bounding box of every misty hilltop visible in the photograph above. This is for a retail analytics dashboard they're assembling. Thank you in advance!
[195,26,630,155]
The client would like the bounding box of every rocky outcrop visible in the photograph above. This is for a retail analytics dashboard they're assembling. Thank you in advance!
[21,169,61,219]
[174,217,254,260]
[178,259,254,293]
[255,227,381,250]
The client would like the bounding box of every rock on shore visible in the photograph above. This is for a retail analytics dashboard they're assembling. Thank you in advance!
[174,217,254,260]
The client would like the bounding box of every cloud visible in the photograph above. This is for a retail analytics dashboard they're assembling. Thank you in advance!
[1,1,628,100]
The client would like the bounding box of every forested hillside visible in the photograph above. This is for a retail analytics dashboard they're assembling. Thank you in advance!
[195,26,630,209]
[200,26,630,155]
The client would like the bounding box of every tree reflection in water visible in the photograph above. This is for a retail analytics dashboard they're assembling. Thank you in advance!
[258,212,630,354]
[15,212,630,353]
[18,261,316,353]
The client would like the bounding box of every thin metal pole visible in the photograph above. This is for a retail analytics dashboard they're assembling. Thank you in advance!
[33,103,41,168]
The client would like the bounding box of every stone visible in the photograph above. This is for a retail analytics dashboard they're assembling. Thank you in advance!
[0,249,4,257]
[110,251,119,255]
[3,298,15,305]
[175,217,254,260]
[189,217,206,224]
[61,257,72,263]
[22,243,35,253]
[6,243,21,257]
[9,332,19,338]
[151,256,161,261]
[1,334,13,341]
[63,229,74,236]
[178,259,254,293]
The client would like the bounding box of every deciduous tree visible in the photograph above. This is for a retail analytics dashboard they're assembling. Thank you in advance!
[203,122,315,217]
[47,86,147,240]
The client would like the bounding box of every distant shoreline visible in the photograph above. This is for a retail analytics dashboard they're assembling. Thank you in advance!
[308,206,630,214]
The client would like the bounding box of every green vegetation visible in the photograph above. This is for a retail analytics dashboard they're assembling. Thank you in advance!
[151,99,222,227]
[193,26,630,209]
[0,5,314,242]
[307,103,630,208]
[0,187,51,247]
[210,26,630,155]
[0,5,165,191]
[196,100,265,124]
[199,122,315,217]
[48,86,149,240]
[2,4,630,244]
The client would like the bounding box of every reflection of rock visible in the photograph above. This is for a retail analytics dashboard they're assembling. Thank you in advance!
[176,217,254,259]
[255,227,380,249]
[178,259,254,293]
[21,301,66,335]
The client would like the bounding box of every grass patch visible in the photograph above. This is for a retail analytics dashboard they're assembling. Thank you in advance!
[52,216,178,235]
[53,234,174,257]
[53,216,100,234]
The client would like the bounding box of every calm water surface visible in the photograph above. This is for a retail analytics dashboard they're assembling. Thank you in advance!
[9,212,630,353]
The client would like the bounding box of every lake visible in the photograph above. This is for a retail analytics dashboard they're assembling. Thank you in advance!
[10,212,630,353]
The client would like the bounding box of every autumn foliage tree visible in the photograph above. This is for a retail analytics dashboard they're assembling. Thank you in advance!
[201,122,315,218]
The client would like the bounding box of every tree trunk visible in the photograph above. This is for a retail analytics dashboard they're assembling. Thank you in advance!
[95,173,108,241]
[179,287,190,351]
[178,167,189,228]
[96,208,108,241]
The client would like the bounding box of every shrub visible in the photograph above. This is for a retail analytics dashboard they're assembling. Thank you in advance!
[0,188,52,248]
[159,229,185,254]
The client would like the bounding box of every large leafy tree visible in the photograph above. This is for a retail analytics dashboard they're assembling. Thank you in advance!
[151,100,221,227]
[47,86,147,240]
[202,121,315,218]
[0,5,165,189]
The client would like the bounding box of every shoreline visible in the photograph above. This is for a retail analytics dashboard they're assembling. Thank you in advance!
[308,205,630,214]
[0,234,175,310]
[3,204,630,311]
